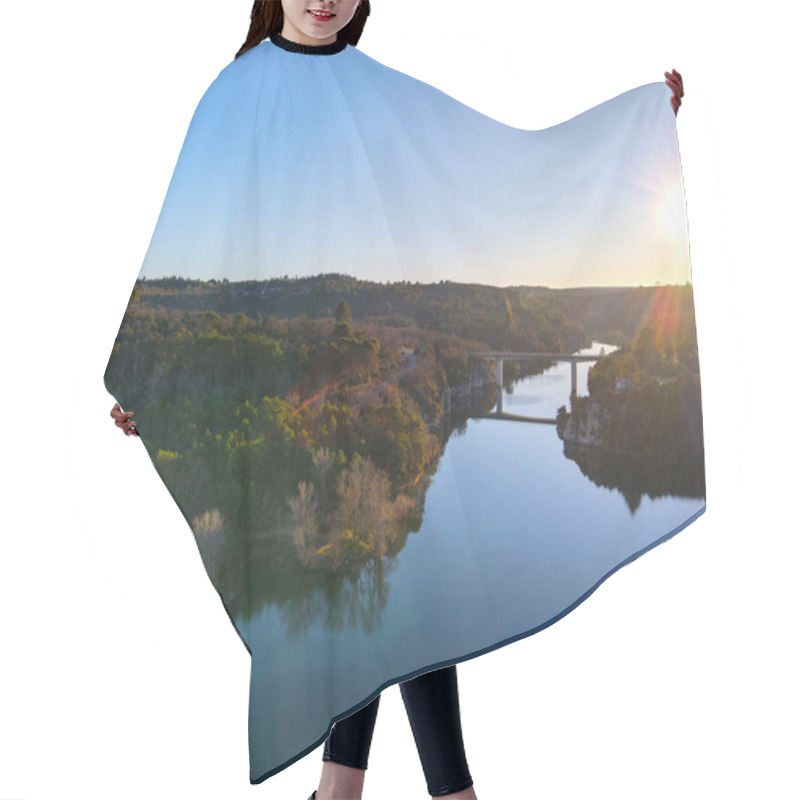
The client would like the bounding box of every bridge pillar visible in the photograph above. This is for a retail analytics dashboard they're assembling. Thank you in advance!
[570,360,578,399]
[496,356,503,387]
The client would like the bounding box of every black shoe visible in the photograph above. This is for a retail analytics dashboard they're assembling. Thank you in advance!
[307,792,317,800]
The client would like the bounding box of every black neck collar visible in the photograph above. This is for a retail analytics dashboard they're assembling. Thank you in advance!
[270,31,348,55]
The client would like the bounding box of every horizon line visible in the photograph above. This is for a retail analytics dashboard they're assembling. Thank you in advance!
[137,274,692,291]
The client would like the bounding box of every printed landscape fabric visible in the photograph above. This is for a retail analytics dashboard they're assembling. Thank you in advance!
[104,34,706,784]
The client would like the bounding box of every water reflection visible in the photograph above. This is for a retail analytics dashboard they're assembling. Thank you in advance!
[238,341,705,777]
[186,342,705,646]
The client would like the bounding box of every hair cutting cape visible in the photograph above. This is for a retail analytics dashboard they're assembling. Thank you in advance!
[104,32,706,785]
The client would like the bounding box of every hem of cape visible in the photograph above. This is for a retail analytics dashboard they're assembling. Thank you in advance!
[249,501,707,784]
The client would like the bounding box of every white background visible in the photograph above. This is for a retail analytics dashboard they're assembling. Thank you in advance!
[1,1,797,798]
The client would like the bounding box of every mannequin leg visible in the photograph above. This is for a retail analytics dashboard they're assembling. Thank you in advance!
[316,665,476,799]
[400,665,475,798]
[316,693,381,799]
[323,692,381,769]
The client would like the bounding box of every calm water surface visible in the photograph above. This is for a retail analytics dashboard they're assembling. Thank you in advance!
[245,342,705,774]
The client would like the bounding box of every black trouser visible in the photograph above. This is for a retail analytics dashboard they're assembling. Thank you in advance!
[323,664,474,797]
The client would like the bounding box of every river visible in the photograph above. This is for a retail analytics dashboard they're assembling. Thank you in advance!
[244,341,706,777]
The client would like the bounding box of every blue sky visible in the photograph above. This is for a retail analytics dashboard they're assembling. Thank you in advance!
[140,40,689,289]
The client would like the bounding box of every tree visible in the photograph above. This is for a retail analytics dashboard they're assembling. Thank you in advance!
[287,481,318,567]
[587,354,618,400]
[335,300,352,324]
[312,446,335,502]
[618,350,639,380]
[334,455,393,560]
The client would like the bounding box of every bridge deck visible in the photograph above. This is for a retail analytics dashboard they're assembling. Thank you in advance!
[474,412,558,425]
[468,351,603,362]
